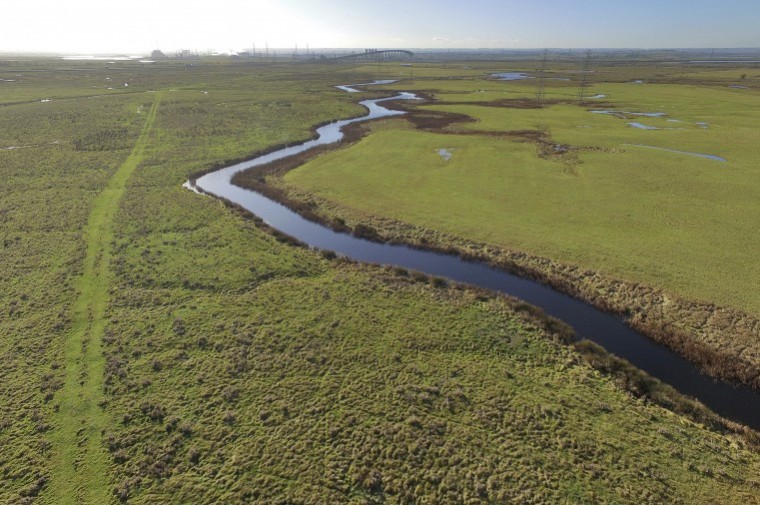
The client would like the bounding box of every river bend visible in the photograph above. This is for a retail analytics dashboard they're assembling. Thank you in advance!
[190,82,760,429]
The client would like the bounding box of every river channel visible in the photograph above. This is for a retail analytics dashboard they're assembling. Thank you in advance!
[190,82,760,429]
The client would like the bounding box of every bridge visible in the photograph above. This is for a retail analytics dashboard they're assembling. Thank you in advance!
[330,49,414,63]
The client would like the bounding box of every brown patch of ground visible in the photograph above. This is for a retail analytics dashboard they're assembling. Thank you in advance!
[445,98,548,109]
[404,110,476,130]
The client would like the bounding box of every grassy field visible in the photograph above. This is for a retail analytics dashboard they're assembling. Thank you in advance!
[0,65,150,502]
[280,62,760,385]
[2,58,760,503]
[287,67,760,313]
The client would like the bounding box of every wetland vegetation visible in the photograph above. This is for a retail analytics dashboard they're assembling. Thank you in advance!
[1,54,759,504]
[253,60,760,392]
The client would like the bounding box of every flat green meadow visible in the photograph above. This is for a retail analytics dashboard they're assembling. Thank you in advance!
[287,68,760,315]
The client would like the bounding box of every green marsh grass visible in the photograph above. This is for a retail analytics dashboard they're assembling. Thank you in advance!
[1,58,759,504]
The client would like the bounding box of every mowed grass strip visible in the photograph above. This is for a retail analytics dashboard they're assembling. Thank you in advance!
[44,95,161,505]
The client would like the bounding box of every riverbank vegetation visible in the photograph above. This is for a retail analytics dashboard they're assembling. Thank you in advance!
[1,57,759,503]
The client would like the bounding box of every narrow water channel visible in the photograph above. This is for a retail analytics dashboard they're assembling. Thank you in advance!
[190,83,760,429]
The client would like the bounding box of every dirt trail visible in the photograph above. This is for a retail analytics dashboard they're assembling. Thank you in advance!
[44,95,161,505]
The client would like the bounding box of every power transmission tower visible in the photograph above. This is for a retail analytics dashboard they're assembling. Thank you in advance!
[536,49,549,105]
[578,50,594,104]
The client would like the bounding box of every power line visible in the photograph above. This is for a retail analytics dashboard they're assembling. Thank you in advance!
[578,50,594,104]
[536,49,549,105]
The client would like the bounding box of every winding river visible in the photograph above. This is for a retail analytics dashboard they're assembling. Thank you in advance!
[190,82,760,429]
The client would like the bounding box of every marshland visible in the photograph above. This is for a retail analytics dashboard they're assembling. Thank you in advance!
[3,3,760,503]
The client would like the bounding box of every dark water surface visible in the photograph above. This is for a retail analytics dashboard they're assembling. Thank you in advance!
[191,83,760,429]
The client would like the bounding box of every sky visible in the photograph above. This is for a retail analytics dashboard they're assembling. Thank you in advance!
[4,0,760,54]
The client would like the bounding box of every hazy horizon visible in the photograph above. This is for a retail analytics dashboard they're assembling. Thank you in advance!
[6,47,760,58]
[5,0,760,54]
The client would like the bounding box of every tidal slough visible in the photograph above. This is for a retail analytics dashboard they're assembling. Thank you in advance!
[189,81,760,429]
